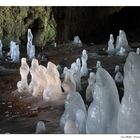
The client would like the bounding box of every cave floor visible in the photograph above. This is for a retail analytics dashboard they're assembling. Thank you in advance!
[0,42,137,134]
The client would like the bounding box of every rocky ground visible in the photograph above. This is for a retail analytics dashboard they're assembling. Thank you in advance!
[0,43,138,134]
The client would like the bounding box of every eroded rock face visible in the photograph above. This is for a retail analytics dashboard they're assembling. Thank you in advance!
[0,7,56,47]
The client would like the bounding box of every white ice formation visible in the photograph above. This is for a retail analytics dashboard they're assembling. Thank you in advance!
[60,91,87,133]
[27,29,35,60]
[86,67,120,134]
[96,60,102,69]
[136,48,140,55]
[117,52,140,133]
[8,41,20,61]
[86,72,96,103]
[35,121,46,134]
[107,34,115,55]
[73,36,82,46]
[17,58,30,93]
[64,120,79,134]
[81,49,88,77]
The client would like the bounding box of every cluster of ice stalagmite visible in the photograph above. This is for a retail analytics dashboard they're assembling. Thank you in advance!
[107,30,129,56]
[73,36,82,46]
[35,121,47,134]
[17,58,30,93]
[107,34,115,55]
[116,30,129,55]
[81,49,88,77]
[118,52,140,133]
[27,29,35,60]
[17,58,63,102]
[86,67,120,134]
[60,91,87,134]
[7,41,20,61]
[0,40,3,58]
[86,72,96,103]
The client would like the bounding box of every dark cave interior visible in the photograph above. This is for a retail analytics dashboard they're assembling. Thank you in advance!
[52,7,140,44]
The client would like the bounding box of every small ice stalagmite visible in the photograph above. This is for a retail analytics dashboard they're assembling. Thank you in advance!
[107,34,115,55]
[76,58,81,72]
[115,71,123,83]
[136,48,140,55]
[118,52,140,133]
[27,29,35,60]
[96,60,102,69]
[43,62,63,102]
[116,47,126,56]
[63,67,68,77]
[60,91,87,133]
[17,58,30,93]
[70,62,81,91]
[64,120,79,134]
[86,72,96,103]
[73,36,82,47]
[0,40,3,58]
[81,49,88,77]
[62,70,76,95]
[86,68,120,134]
[35,121,47,134]
[115,65,120,73]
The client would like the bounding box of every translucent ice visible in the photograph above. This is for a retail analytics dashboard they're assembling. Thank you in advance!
[64,120,79,134]
[86,68,120,134]
[86,72,96,103]
[17,58,30,93]
[136,48,140,55]
[115,71,123,83]
[60,91,87,133]
[0,40,3,58]
[116,47,126,56]
[116,30,129,53]
[35,121,46,134]
[115,65,120,73]
[73,36,82,46]
[8,41,20,61]
[81,49,88,77]
[107,34,115,55]
[70,62,81,91]
[27,29,35,60]
[62,70,76,94]
[117,52,140,133]
[96,61,102,69]
[43,62,63,102]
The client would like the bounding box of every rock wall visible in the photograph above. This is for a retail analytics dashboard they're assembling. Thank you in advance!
[0,7,56,47]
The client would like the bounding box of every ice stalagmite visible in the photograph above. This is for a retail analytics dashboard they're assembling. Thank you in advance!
[60,91,87,133]
[35,121,46,134]
[86,72,96,103]
[70,62,81,91]
[17,58,30,93]
[27,29,35,60]
[118,52,140,133]
[86,68,120,134]
[81,49,88,77]
[107,34,115,55]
